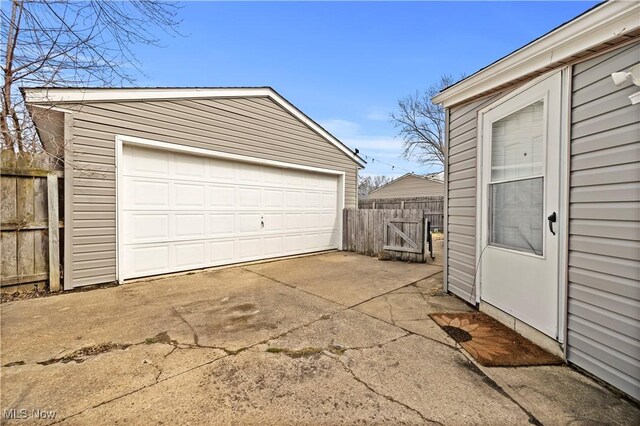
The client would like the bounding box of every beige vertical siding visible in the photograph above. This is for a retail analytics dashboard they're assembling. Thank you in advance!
[369,175,443,198]
[567,43,640,399]
[68,96,358,287]
[446,93,503,303]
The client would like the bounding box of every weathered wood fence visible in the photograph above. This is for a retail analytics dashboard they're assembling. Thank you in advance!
[342,208,433,263]
[358,196,444,230]
[1,151,63,292]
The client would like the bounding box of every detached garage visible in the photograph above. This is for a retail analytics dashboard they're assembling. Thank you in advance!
[23,87,364,288]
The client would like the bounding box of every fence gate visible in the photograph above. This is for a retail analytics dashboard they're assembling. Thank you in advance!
[383,218,423,253]
[342,208,435,263]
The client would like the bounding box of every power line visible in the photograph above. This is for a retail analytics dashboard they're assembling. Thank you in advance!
[358,151,416,174]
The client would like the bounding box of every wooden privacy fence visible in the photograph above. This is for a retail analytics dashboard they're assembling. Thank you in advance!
[1,151,63,292]
[342,208,434,263]
[358,196,444,230]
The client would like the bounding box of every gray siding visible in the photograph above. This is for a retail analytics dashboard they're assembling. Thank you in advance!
[567,43,640,400]
[370,174,443,198]
[446,93,503,303]
[68,96,359,287]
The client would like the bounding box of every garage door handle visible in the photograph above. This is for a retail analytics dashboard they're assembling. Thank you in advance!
[261,216,264,229]
[547,212,556,235]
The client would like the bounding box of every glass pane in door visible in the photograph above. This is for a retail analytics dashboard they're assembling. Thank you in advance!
[489,178,543,255]
[491,100,544,181]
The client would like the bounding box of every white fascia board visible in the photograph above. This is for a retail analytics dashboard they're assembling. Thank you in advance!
[23,87,365,167]
[23,87,273,103]
[433,1,640,107]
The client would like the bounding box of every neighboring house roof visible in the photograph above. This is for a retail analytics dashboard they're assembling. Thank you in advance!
[369,173,444,199]
[432,0,640,107]
[21,86,366,167]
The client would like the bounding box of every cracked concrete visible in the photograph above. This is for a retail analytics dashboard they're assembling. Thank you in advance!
[1,251,638,425]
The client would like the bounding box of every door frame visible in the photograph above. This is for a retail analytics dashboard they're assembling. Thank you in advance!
[114,135,346,284]
[474,68,571,343]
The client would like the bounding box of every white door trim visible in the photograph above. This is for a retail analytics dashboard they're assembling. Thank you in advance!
[115,135,346,284]
[474,69,568,339]
[558,65,572,346]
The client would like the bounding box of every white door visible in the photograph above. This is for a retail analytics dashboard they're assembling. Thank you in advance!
[120,144,341,280]
[479,72,562,338]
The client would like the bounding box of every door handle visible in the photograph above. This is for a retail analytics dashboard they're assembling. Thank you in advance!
[547,212,557,235]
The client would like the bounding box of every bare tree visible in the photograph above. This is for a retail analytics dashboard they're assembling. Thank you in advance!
[1,0,181,153]
[390,74,461,169]
[358,175,393,199]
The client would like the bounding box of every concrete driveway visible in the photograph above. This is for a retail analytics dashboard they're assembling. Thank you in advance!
[1,252,638,425]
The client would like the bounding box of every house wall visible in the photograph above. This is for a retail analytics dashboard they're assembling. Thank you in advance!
[66,96,359,287]
[370,175,443,198]
[445,92,503,303]
[444,41,640,398]
[566,42,640,399]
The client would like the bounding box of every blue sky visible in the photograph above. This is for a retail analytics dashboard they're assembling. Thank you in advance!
[134,1,599,177]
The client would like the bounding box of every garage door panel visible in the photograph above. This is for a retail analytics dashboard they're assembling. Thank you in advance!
[305,174,326,188]
[174,242,205,268]
[210,240,235,262]
[264,236,284,255]
[128,214,170,242]
[263,213,284,232]
[322,192,338,209]
[126,179,170,208]
[209,186,235,207]
[238,188,261,207]
[237,163,262,183]
[175,213,205,238]
[305,233,331,250]
[286,170,306,186]
[321,212,338,228]
[238,213,262,233]
[285,191,305,207]
[174,152,205,178]
[303,213,322,229]
[305,192,322,206]
[238,238,262,259]
[125,145,170,177]
[174,183,205,207]
[285,213,303,230]
[128,245,170,275]
[263,189,284,207]
[122,145,340,279]
[209,214,235,235]
[208,159,235,181]
[263,168,283,184]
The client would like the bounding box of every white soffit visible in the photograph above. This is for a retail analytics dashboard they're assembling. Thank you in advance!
[22,87,365,167]
[433,1,640,107]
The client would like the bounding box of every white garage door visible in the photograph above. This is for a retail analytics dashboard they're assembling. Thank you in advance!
[120,144,341,280]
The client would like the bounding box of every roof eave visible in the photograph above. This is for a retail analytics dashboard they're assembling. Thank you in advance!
[432,1,640,107]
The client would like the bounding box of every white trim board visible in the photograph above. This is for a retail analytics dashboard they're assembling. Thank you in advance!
[115,135,346,284]
[23,87,365,167]
[433,1,640,107]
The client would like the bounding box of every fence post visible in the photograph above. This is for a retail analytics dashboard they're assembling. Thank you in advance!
[47,174,60,292]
